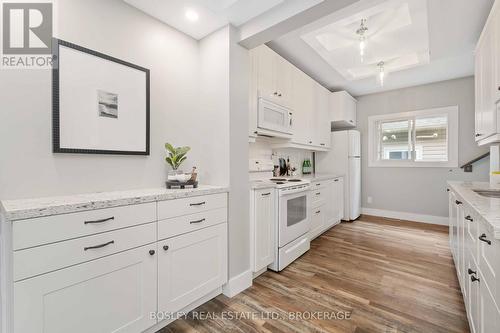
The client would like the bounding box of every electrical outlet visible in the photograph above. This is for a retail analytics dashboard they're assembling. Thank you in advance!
[367,196,373,204]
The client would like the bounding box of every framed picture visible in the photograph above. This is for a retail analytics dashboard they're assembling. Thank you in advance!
[52,38,150,155]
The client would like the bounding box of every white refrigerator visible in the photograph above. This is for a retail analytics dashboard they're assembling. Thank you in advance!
[316,130,361,221]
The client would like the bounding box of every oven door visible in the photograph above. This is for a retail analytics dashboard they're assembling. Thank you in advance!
[278,189,310,248]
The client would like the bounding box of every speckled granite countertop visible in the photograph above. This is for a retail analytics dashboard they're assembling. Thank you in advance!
[0,185,229,221]
[448,181,500,239]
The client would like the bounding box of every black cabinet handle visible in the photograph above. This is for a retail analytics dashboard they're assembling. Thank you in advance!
[455,200,462,205]
[274,92,278,95]
[479,234,491,245]
[471,275,480,283]
[334,179,339,182]
[163,245,169,251]
[446,188,450,192]
[320,143,325,146]
[149,249,155,256]
[316,210,321,214]
[190,201,206,206]
[465,215,473,222]
[316,192,321,196]
[190,218,206,224]
[84,240,114,251]
[316,183,321,186]
[468,268,477,275]
[309,141,313,144]
[84,216,114,225]
[475,133,483,137]
[261,192,271,196]
[349,120,354,123]
[278,93,282,97]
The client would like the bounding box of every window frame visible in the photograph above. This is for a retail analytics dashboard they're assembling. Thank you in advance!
[368,106,459,168]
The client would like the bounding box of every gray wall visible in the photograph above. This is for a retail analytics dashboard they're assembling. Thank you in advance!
[357,76,489,218]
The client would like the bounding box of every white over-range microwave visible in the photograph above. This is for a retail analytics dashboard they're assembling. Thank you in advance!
[257,97,293,138]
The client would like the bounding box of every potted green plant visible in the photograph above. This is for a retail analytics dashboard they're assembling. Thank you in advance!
[165,143,191,181]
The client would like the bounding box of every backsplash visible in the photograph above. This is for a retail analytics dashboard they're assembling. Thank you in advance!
[249,139,313,176]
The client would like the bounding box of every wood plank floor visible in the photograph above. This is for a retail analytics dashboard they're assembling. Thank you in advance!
[159,216,469,333]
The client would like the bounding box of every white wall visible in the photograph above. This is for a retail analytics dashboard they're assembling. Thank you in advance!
[357,77,489,218]
[0,0,226,199]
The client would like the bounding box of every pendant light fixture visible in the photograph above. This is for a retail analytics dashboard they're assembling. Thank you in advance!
[356,19,368,62]
[377,61,385,86]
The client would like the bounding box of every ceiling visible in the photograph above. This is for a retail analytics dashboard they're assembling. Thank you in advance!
[268,0,495,96]
[122,0,321,40]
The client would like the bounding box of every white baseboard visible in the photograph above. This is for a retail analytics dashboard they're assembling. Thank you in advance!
[222,269,252,298]
[361,208,448,226]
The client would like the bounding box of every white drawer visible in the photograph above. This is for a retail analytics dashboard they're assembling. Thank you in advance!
[158,208,227,240]
[477,219,500,305]
[157,193,227,220]
[13,222,156,281]
[310,188,326,207]
[13,202,156,250]
[311,180,328,191]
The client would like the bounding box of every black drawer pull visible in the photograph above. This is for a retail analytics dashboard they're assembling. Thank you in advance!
[316,183,321,186]
[320,143,325,146]
[316,210,321,214]
[446,188,450,192]
[471,275,480,283]
[455,200,462,205]
[149,249,155,256]
[190,218,206,224]
[261,192,271,196]
[465,216,473,222]
[334,179,339,182]
[468,268,477,275]
[84,240,114,251]
[190,201,206,206]
[316,192,321,196]
[84,216,114,225]
[479,234,491,245]
[163,245,169,251]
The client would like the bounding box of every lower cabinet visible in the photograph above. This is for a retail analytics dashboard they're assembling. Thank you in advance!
[448,188,500,333]
[251,189,276,273]
[309,177,344,240]
[158,223,228,314]
[14,244,158,333]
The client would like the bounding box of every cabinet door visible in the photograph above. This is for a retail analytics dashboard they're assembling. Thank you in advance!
[332,178,344,223]
[158,223,227,314]
[14,245,157,333]
[315,84,331,148]
[249,48,259,138]
[275,56,293,108]
[457,203,465,287]
[309,206,325,240]
[254,190,276,272]
[475,48,483,142]
[466,259,480,333]
[449,191,458,259]
[256,46,277,101]
[291,70,314,145]
[480,26,496,138]
[479,271,500,333]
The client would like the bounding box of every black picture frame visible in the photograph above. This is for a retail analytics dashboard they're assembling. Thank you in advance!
[52,38,150,155]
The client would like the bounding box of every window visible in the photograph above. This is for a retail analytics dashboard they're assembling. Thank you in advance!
[368,106,458,167]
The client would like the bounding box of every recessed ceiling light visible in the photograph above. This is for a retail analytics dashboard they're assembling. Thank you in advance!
[185,9,199,22]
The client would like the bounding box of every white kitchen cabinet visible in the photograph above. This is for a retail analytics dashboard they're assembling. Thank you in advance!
[253,45,292,108]
[13,244,157,333]
[251,189,276,273]
[475,0,500,145]
[309,206,325,240]
[158,223,227,314]
[291,69,314,146]
[249,44,331,151]
[330,91,357,129]
[327,177,344,228]
[448,186,500,333]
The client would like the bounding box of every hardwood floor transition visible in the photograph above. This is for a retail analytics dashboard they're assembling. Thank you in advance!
[159,215,469,333]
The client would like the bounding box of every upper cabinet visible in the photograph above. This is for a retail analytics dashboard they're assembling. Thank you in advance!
[330,91,357,129]
[254,45,292,108]
[249,45,331,151]
[475,0,500,146]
